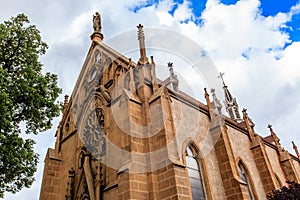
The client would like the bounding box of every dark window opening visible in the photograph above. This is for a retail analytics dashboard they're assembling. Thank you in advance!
[186,145,206,200]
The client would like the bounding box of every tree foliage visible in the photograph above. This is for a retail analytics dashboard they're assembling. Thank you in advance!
[0,14,62,197]
[267,181,300,200]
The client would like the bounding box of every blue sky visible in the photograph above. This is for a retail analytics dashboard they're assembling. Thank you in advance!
[132,0,300,41]
[1,0,300,199]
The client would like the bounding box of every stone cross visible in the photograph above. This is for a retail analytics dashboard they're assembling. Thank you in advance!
[218,72,226,87]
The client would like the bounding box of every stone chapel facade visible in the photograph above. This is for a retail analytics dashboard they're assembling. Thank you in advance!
[39,13,300,200]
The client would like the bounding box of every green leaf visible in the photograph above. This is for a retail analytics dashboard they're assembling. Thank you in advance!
[0,13,62,197]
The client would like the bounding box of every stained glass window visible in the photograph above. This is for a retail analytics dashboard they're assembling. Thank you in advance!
[238,162,254,200]
[186,145,206,200]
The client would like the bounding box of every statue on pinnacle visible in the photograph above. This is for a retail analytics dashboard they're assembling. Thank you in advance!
[93,12,102,32]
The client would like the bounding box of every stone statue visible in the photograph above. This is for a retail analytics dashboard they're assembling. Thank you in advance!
[93,12,101,32]
[100,85,111,103]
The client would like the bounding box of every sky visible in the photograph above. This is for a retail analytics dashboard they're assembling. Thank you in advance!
[1,0,300,199]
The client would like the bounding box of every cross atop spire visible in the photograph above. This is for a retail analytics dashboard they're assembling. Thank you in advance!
[218,72,241,122]
[218,72,226,87]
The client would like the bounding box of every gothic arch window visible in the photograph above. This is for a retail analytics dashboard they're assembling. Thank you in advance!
[238,161,254,200]
[94,49,101,64]
[185,144,206,200]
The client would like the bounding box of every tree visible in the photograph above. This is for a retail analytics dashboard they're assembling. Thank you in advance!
[267,181,300,200]
[0,14,62,197]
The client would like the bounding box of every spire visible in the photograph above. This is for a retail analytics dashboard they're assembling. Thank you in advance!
[268,124,283,152]
[167,62,179,92]
[91,12,104,42]
[218,72,226,87]
[128,58,136,93]
[218,72,242,122]
[292,141,300,159]
[204,88,214,120]
[242,108,255,141]
[211,88,222,115]
[151,56,159,92]
[63,95,69,112]
[137,24,148,65]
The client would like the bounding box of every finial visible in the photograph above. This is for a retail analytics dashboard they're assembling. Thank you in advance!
[167,62,174,75]
[267,124,272,130]
[218,72,226,87]
[204,88,214,120]
[211,88,222,115]
[151,56,155,64]
[137,24,148,64]
[167,62,178,92]
[242,108,255,141]
[292,141,300,158]
[150,56,159,92]
[204,88,209,97]
[63,95,69,113]
[91,12,103,42]
[268,124,276,137]
[137,24,144,38]
[268,124,283,152]
[242,108,254,127]
[64,95,69,106]
[242,108,248,119]
[211,88,215,94]
[167,62,175,76]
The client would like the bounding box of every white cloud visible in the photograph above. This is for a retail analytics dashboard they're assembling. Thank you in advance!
[290,2,300,15]
[278,41,300,84]
[60,12,93,43]
[173,0,193,22]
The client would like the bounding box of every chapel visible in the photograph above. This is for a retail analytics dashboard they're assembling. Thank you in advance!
[39,12,300,200]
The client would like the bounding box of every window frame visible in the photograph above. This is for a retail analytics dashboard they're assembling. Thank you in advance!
[184,144,206,200]
[237,161,255,200]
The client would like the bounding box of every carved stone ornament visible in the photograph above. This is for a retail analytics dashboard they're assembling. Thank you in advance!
[81,108,106,158]
[94,50,101,64]
[65,168,75,200]
[93,12,101,32]
[99,85,111,103]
